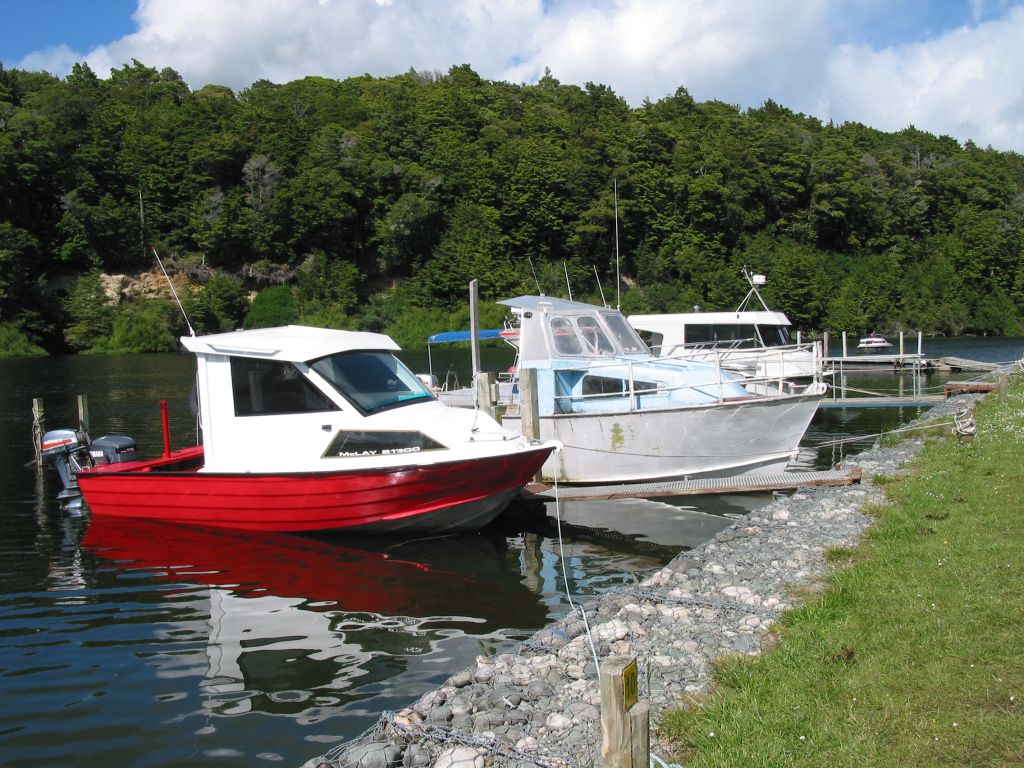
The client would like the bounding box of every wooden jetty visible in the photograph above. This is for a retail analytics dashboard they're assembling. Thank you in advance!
[934,357,1002,373]
[525,467,861,502]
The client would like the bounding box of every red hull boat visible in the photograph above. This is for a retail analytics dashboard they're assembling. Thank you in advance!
[75,443,551,533]
[42,325,557,534]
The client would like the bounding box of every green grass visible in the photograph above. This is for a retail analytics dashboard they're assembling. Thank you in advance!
[658,382,1024,767]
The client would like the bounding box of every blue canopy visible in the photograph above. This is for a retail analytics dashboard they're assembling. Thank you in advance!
[427,329,504,344]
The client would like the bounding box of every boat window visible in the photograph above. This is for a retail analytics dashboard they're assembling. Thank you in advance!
[576,315,615,356]
[231,358,339,416]
[603,313,648,354]
[759,325,792,346]
[635,330,663,354]
[581,376,659,396]
[311,351,434,415]
[550,317,583,355]
[686,324,758,347]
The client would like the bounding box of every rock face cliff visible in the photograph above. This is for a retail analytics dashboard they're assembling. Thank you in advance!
[99,272,193,302]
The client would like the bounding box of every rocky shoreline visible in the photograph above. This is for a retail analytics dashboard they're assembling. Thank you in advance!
[309,393,986,768]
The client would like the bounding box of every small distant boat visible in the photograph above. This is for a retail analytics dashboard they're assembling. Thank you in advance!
[39,325,555,533]
[857,333,893,351]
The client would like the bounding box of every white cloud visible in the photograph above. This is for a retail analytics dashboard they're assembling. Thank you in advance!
[826,6,1024,149]
[17,44,87,77]
[13,0,1024,152]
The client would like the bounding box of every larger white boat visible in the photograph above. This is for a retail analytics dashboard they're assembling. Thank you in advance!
[458,296,825,484]
[627,271,822,382]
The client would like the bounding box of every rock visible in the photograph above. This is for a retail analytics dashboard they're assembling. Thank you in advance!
[432,746,484,768]
[343,741,402,768]
[545,712,572,729]
[449,671,473,688]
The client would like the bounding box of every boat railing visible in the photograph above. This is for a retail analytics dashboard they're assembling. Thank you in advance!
[503,348,823,415]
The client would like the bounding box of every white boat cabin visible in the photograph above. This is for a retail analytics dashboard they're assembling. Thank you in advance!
[181,325,524,473]
[498,296,752,416]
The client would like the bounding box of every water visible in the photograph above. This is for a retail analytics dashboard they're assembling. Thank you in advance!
[1,337,1018,767]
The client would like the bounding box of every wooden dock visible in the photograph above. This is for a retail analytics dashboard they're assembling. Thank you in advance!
[819,394,945,408]
[934,357,1002,373]
[525,467,861,502]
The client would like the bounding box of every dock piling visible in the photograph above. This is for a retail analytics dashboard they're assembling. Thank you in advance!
[31,397,45,470]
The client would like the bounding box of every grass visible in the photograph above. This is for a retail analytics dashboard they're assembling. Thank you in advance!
[658,381,1024,767]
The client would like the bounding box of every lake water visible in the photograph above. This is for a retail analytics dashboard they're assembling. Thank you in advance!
[1,337,1019,767]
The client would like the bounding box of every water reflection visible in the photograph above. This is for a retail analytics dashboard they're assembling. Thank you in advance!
[80,518,554,717]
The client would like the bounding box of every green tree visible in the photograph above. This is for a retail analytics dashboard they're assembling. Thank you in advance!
[244,285,297,328]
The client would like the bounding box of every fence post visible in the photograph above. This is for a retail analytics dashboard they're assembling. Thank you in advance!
[600,656,648,768]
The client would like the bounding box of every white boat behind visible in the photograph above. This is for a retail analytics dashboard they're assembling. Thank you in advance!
[628,270,823,382]
[438,295,826,484]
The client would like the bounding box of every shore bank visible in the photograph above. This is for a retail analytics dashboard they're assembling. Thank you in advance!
[308,383,1007,768]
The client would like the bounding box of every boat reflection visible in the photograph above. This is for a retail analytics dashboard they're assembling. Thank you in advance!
[536,494,763,559]
[81,518,551,716]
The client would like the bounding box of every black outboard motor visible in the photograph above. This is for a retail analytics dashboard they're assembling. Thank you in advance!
[40,428,137,509]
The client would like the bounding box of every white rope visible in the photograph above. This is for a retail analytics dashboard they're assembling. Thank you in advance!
[552,476,601,676]
[953,407,977,437]
[810,418,957,449]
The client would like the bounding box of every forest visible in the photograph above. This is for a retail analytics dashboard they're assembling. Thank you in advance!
[1,59,1023,356]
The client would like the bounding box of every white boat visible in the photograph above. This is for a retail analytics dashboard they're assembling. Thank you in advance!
[627,271,823,382]
[443,296,826,484]
[41,325,555,533]
[857,333,893,351]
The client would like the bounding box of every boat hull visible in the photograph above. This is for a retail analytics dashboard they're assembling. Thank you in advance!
[502,392,821,483]
[75,445,552,533]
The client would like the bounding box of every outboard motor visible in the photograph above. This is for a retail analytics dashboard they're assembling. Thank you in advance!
[40,428,137,509]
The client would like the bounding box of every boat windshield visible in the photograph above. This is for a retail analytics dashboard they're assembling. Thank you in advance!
[311,351,434,414]
[759,325,792,346]
[602,313,648,354]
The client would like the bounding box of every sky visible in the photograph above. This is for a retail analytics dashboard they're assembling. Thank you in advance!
[3,0,1024,153]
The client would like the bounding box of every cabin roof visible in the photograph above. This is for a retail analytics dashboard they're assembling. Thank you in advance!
[180,325,399,362]
[628,310,791,328]
[498,295,613,314]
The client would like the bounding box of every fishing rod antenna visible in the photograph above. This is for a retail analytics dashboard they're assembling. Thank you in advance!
[152,247,196,337]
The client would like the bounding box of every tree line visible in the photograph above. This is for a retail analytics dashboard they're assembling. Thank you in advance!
[1,59,1023,355]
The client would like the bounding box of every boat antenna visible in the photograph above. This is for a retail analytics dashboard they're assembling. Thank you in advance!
[613,178,621,311]
[738,265,770,313]
[152,247,195,337]
[526,255,542,293]
[593,265,607,307]
[563,261,573,300]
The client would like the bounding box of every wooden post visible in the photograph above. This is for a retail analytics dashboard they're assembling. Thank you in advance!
[600,656,648,768]
[475,371,495,418]
[77,394,90,433]
[31,397,45,469]
[823,331,829,360]
[519,367,542,481]
[519,367,540,441]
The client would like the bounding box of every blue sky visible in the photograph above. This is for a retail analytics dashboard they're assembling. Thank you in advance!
[3,1,1024,152]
